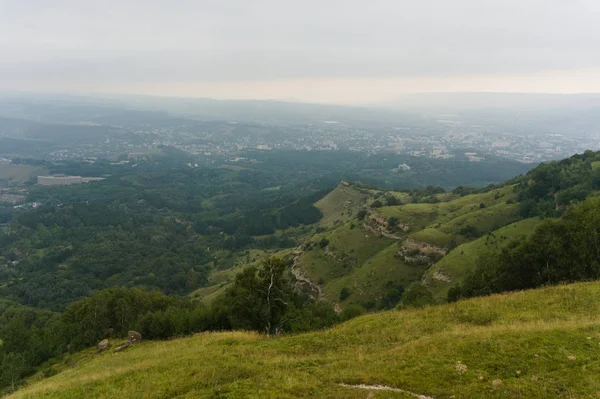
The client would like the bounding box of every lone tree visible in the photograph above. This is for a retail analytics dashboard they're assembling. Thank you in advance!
[218,257,290,335]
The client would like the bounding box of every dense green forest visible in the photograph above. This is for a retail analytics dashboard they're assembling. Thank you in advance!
[1,155,330,310]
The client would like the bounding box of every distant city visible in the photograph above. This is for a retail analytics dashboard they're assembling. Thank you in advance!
[1,95,600,167]
[11,118,599,166]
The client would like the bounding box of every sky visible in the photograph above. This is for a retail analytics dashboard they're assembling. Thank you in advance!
[1,0,600,104]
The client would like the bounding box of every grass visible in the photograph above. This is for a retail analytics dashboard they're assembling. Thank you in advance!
[424,218,541,302]
[12,281,600,398]
[410,202,521,247]
[379,186,518,241]
[325,242,429,304]
[298,223,394,301]
[314,183,369,228]
[295,184,523,307]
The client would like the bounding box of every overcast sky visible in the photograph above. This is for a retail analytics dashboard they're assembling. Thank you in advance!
[1,0,600,104]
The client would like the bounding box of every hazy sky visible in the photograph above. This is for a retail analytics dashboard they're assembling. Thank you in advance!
[1,0,600,104]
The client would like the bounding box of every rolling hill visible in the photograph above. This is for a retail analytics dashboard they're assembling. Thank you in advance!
[190,150,600,316]
[11,281,600,398]
[283,182,527,309]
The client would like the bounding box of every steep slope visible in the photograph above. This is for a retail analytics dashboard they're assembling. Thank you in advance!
[423,217,541,302]
[12,282,600,398]
[313,181,368,228]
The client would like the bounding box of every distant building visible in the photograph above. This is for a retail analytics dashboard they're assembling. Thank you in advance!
[37,176,105,186]
[464,152,484,162]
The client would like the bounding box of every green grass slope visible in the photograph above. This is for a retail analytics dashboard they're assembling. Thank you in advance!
[298,223,395,300]
[424,217,542,302]
[295,184,524,309]
[12,282,600,399]
[314,182,369,228]
[324,241,429,304]
[379,185,519,247]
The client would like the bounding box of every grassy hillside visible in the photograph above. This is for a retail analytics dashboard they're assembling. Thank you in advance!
[324,241,428,304]
[12,281,600,399]
[293,183,525,310]
[313,181,368,228]
[423,218,541,302]
[193,150,600,310]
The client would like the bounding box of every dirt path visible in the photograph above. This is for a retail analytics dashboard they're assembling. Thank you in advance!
[339,383,435,399]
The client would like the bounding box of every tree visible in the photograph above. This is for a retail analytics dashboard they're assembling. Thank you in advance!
[1,352,26,392]
[401,283,434,308]
[386,196,401,206]
[217,258,290,335]
[257,258,289,334]
[380,281,404,309]
[356,209,367,220]
[339,287,351,301]
[459,225,480,239]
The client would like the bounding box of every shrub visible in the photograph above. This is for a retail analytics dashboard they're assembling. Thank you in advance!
[371,200,383,208]
[339,287,351,301]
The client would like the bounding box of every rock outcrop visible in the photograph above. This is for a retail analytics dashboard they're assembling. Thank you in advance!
[113,331,143,352]
[97,339,110,353]
[114,342,131,352]
[128,330,142,344]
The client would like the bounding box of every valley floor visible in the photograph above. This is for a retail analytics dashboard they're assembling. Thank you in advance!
[11,282,600,399]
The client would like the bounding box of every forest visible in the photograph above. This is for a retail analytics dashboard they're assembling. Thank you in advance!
[1,154,330,310]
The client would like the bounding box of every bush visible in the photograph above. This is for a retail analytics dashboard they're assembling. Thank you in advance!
[371,200,383,208]
[356,209,367,220]
[339,287,351,301]
[341,305,365,321]
[386,196,401,206]
[459,225,480,238]
[401,283,434,308]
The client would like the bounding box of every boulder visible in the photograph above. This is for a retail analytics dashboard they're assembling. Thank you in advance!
[128,330,142,344]
[97,339,110,353]
[114,342,131,352]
